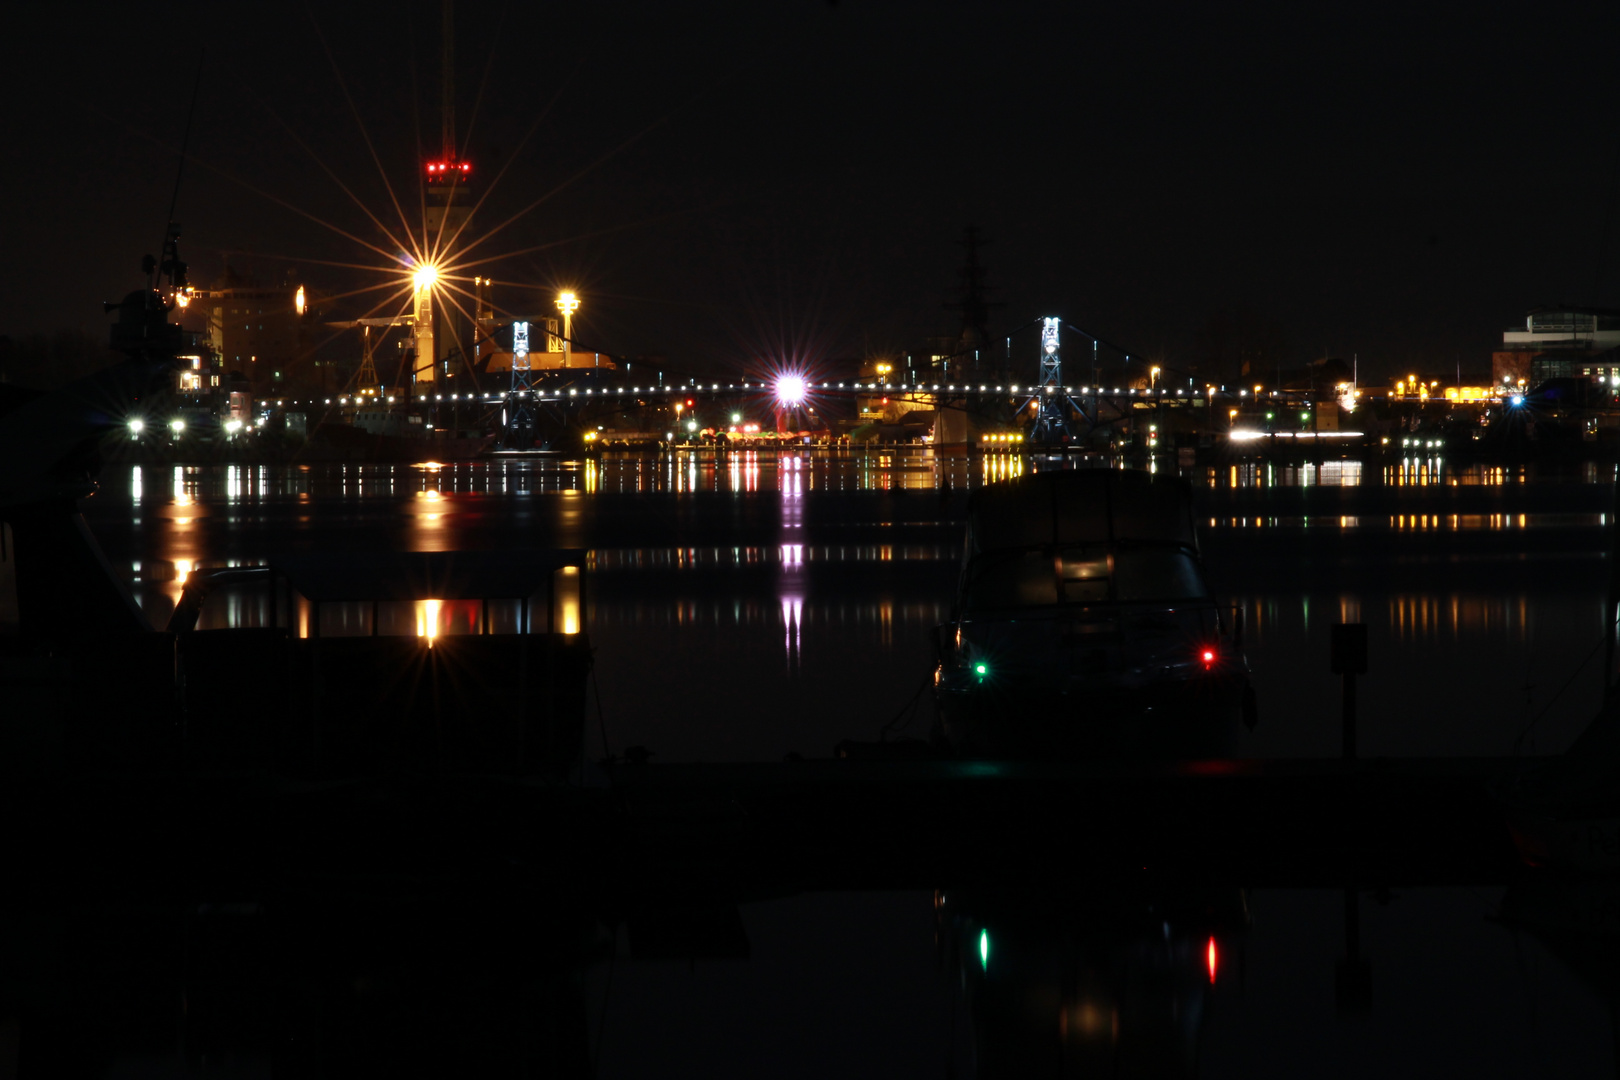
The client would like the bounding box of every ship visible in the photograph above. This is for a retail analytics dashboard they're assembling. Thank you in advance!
[933,468,1257,759]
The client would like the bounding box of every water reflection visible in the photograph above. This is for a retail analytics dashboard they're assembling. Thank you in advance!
[95,454,1620,503]
[40,449,1620,1076]
[781,456,805,665]
[1206,513,1606,531]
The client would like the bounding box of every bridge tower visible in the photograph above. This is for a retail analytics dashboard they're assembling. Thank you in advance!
[1032,317,1071,442]
[505,318,538,447]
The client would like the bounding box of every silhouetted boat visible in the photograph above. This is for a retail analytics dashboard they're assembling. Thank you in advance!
[933,468,1255,758]
[160,550,592,777]
[0,231,590,782]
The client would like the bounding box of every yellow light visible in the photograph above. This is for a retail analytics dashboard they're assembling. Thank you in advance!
[557,566,581,635]
[557,290,580,316]
[295,285,306,315]
[413,264,439,291]
[175,290,191,309]
[416,599,442,645]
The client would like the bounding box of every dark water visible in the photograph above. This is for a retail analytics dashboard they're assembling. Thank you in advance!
[39,451,1620,1076]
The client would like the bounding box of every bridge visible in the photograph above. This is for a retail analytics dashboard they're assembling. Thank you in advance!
[260,376,1337,449]
[253,315,1352,448]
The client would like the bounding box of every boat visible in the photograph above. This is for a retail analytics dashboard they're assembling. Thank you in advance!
[932,468,1255,758]
[160,551,592,777]
[0,230,590,782]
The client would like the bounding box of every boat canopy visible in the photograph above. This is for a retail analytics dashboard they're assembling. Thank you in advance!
[964,469,1197,560]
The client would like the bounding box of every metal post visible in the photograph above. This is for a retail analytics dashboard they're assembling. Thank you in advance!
[1331,623,1368,760]
[1342,669,1357,759]
[1606,479,1620,701]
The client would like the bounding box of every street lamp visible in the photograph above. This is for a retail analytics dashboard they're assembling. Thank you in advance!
[556,290,581,368]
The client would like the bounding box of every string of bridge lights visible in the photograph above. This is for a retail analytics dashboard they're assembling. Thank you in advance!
[253,382,1308,410]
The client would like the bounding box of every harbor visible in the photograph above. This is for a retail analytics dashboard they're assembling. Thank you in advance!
[9,0,1620,1073]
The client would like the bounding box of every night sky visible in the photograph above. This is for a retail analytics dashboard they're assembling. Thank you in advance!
[5,0,1620,380]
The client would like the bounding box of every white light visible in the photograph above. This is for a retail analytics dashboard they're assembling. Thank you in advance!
[776,373,809,407]
[127,418,145,435]
[169,419,185,433]
[224,419,243,434]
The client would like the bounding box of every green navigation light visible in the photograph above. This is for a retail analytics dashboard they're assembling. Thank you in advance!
[975,662,988,677]
[979,929,990,970]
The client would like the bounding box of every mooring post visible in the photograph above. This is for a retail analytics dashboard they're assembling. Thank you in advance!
[1606,478,1620,703]
[1335,885,1373,1014]
[1331,623,1368,760]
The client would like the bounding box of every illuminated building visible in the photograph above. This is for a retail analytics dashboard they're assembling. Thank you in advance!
[1496,306,1620,387]
[179,267,314,392]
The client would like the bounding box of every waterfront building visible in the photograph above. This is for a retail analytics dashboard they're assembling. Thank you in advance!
[1495,305,1620,387]
[178,268,314,394]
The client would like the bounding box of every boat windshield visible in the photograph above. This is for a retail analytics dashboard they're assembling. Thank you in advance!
[963,545,1209,612]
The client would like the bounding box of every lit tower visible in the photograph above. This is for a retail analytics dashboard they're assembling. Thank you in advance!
[413,264,437,389]
[1032,317,1070,443]
[556,291,580,368]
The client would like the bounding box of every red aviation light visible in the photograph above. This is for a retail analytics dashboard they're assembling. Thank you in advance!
[1206,937,1218,983]
[1201,648,1216,669]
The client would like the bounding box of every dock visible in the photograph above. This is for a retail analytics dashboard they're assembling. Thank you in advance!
[5,755,1548,903]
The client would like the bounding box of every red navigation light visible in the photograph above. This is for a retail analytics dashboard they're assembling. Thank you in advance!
[1206,937,1218,983]
[1201,648,1216,668]
[461,163,470,172]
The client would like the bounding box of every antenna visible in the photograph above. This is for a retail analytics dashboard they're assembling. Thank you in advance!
[441,0,456,161]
